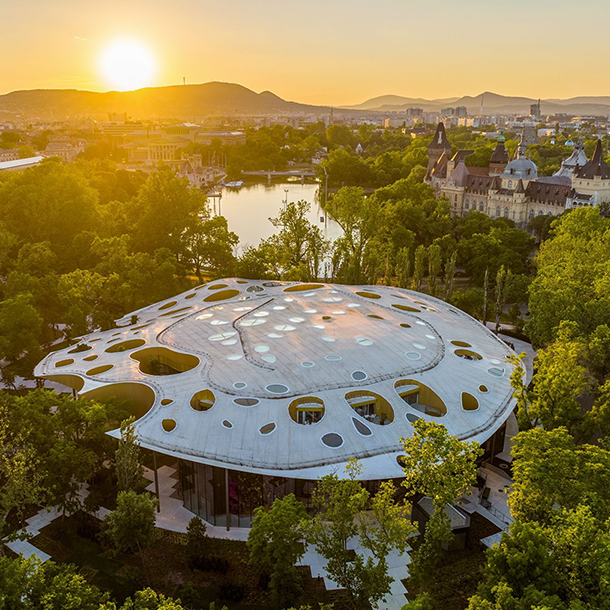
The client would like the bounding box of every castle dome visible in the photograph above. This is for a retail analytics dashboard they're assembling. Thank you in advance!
[502,136,537,180]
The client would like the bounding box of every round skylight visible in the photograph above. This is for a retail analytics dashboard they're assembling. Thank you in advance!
[274,324,296,332]
[325,354,342,361]
[210,320,228,326]
[301,361,315,367]
[209,331,236,342]
[246,285,264,293]
[487,367,505,377]
[221,339,237,346]
[332,310,346,315]
[253,311,270,317]
[415,321,426,326]
[254,345,270,353]
[356,337,373,346]
[323,297,343,303]
[321,433,344,448]
[273,306,286,310]
[196,313,213,320]
[262,355,276,363]
[260,423,276,435]
[425,334,435,340]
[267,333,284,339]
[226,354,243,361]
[240,318,266,327]
[313,324,326,329]
[233,306,252,312]
[303,309,317,314]
[265,384,289,394]
[405,352,421,360]
[289,317,305,323]
[234,397,259,407]
[351,371,368,381]
[352,418,372,436]
[322,337,336,342]
[233,382,247,389]
[413,343,427,350]
[347,303,361,308]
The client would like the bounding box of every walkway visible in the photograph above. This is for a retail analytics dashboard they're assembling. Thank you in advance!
[298,541,412,610]
[4,484,109,563]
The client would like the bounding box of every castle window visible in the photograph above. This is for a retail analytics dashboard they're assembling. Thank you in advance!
[465,200,469,209]
[504,207,509,218]
[529,209,535,219]
[495,206,501,218]
[508,180,513,188]
[479,202,484,212]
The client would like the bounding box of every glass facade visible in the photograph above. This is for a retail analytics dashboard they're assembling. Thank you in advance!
[180,459,317,528]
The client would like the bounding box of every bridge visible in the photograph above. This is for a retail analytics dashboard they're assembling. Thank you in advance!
[241,168,317,181]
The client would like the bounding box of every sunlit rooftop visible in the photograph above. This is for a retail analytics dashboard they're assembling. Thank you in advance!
[35,279,517,480]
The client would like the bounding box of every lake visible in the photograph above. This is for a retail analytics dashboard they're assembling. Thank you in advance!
[212,181,342,252]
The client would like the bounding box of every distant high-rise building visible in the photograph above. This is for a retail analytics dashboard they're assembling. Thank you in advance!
[455,106,468,118]
[406,107,424,117]
[441,107,456,116]
[529,99,541,119]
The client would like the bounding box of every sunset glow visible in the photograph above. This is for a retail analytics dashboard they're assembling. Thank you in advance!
[98,39,157,91]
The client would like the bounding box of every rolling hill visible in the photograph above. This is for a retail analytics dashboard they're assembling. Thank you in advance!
[0,82,330,120]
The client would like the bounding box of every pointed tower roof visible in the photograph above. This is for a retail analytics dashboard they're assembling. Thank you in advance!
[576,140,610,180]
[428,122,452,152]
[553,136,588,178]
[490,141,509,165]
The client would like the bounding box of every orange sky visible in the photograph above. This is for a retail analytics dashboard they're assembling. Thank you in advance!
[1,0,609,106]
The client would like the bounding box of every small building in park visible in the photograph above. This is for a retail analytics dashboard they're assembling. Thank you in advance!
[35,279,517,529]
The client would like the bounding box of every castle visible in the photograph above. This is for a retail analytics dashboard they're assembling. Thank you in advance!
[425,123,610,227]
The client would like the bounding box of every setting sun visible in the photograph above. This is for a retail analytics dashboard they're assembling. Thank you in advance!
[98,39,156,91]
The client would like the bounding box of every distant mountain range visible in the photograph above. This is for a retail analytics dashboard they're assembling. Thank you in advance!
[0,82,331,120]
[1,82,609,120]
[344,91,610,116]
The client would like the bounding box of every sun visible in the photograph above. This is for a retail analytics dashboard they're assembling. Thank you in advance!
[99,39,157,91]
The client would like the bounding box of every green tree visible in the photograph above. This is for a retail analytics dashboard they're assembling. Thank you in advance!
[0,398,46,543]
[395,247,412,289]
[247,494,308,607]
[443,250,457,301]
[268,200,329,280]
[325,187,380,284]
[527,207,610,347]
[427,243,442,297]
[412,245,426,291]
[400,420,482,591]
[183,215,238,281]
[115,418,144,493]
[103,490,159,585]
[509,427,610,525]
[305,461,415,610]
[494,265,513,333]
[0,293,43,366]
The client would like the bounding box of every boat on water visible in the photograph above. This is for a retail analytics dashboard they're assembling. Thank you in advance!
[224,180,244,188]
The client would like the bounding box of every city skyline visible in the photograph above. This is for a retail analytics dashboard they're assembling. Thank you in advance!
[2,0,610,105]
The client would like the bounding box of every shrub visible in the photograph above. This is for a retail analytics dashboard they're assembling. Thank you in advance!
[188,555,229,574]
[218,583,244,602]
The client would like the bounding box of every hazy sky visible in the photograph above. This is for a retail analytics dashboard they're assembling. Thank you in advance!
[2,0,609,105]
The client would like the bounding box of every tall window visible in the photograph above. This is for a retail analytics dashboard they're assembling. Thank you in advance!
[504,207,509,218]
[496,206,501,217]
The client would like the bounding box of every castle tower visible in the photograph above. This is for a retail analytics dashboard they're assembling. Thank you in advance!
[489,137,509,176]
[427,122,452,174]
